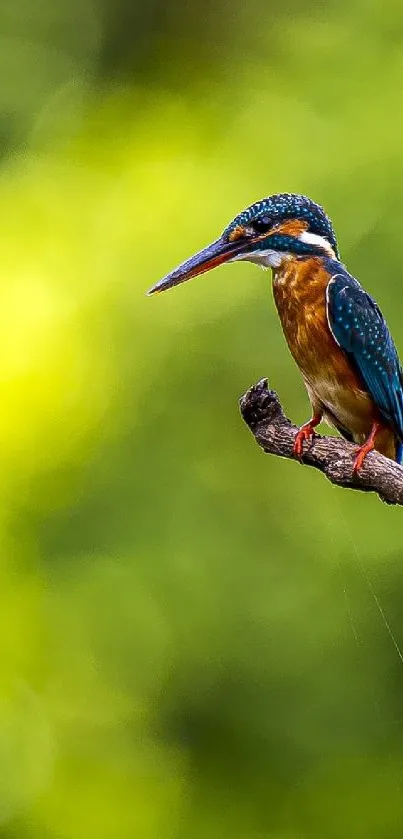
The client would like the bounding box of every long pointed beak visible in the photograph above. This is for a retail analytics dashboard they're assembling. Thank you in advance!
[146,235,247,296]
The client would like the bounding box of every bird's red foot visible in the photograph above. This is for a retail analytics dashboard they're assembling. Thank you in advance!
[293,415,321,457]
[352,421,381,475]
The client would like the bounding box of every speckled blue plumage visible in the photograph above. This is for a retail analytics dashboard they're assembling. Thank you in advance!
[326,260,403,463]
[224,193,339,258]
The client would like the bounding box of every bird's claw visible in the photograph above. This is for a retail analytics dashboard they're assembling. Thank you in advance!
[352,421,380,475]
[293,423,317,458]
[352,445,373,475]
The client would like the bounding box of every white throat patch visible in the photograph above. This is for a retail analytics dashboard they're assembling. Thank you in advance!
[231,249,284,269]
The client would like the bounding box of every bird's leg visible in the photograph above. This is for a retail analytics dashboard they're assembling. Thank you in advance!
[293,413,322,457]
[352,421,382,474]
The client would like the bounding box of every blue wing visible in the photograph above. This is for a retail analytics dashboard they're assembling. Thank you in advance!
[325,261,403,458]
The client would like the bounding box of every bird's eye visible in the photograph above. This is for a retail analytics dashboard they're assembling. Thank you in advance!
[252,215,272,234]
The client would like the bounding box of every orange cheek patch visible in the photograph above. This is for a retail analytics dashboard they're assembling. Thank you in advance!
[228,225,246,242]
[271,219,308,238]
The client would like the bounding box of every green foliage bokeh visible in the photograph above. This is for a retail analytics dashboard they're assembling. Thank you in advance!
[0,1,402,836]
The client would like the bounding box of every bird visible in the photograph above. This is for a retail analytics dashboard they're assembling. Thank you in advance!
[147,193,403,472]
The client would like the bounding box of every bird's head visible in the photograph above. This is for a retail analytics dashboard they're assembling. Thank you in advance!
[147,193,339,295]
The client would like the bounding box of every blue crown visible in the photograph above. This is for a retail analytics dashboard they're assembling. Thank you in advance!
[223,193,339,258]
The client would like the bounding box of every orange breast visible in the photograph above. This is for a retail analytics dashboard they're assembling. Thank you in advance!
[272,257,352,381]
[272,257,382,443]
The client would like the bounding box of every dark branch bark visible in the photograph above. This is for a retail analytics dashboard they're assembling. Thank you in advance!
[239,379,403,506]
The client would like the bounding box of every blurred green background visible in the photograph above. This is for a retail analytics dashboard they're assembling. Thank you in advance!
[0,1,403,837]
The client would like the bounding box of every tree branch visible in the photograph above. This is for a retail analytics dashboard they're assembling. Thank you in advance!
[239,379,403,506]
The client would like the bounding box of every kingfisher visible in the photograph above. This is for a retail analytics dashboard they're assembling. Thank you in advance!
[147,193,403,472]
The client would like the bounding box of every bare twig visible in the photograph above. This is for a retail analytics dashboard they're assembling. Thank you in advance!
[239,379,403,506]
